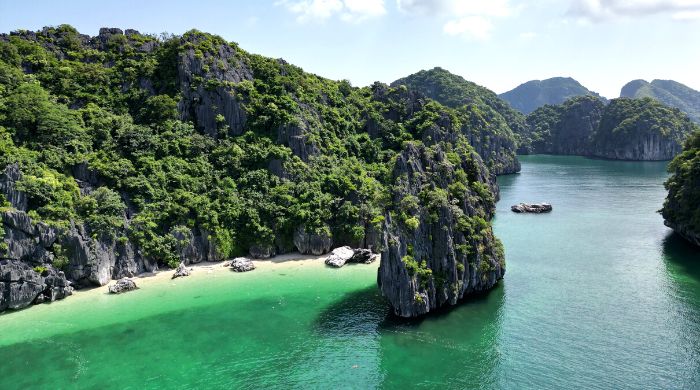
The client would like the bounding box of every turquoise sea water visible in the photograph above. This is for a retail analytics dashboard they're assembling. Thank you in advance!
[1,155,698,389]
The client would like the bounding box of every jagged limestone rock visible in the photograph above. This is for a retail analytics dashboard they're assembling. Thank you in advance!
[172,262,191,279]
[108,278,138,294]
[0,164,27,211]
[249,244,276,259]
[0,260,72,312]
[231,257,255,272]
[324,246,355,268]
[293,225,332,255]
[177,33,253,138]
[378,143,505,317]
[171,226,223,265]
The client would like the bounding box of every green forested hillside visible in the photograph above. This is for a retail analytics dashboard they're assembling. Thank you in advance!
[391,67,528,159]
[0,25,507,315]
[524,96,698,160]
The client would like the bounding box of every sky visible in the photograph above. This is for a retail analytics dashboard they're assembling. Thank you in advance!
[1,0,699,98]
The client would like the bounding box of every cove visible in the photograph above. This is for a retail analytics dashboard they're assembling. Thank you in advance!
[0,155,698,389]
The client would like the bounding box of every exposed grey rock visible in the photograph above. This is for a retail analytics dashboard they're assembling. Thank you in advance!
[249,244,276,259]
[231,257,255,272]
[0,164,27,211]
[592,132,685,161]
[0,260,72,311]
[172,262,191,279]
[350,248,378,264]
[277,116,320,162]
[664,220,700,247]
[171,226,222,265]
[108,278,137,294]
[177,34,253,138]
[0,260,45,310]
[293,225,332,255]
[378,143,505,318]
[325,246,355,268]
[511,203,552,213]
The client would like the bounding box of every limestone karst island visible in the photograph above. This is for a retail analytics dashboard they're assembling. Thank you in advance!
[0,1,699,388]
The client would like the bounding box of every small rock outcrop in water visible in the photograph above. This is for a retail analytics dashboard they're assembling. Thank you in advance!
[108,278,138,294]
[231,258,256,272]
[378,143,505,317]
[511,203,552,213]
[172,263,191,279]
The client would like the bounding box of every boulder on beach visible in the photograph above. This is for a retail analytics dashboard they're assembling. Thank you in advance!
[350,248,379,264]
[231,257,256,272]
[172,262,191,279]
[511,203,552,213]
[108,278,138,294]
[325,246,355,267]
[325,247,379,268]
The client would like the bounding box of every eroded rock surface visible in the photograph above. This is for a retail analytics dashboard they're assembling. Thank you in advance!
[231,257,255,272]
[172,262,191,279]
[108,278,138,294]
[378,143,505,317]
[511,203,552,213]
[0,260,73,311]
[325,246,355,268]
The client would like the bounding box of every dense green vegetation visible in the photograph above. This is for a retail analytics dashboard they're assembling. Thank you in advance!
[391,67,528,161]
[595,97,696,148]
[621,79,700,124]
[524,96,698,159]
[524,95,604,154]
[499,77,605,115]
[662,130,700,243]
[0,26,503,267]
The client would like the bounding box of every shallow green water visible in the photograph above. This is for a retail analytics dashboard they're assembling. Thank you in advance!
[1,155,699,389]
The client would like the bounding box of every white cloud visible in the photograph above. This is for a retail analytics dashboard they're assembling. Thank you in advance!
[443,16,493,40]
[397,0,516,40]
[278,0,386,23]
[568,0,700,22]
[519,31,538,40]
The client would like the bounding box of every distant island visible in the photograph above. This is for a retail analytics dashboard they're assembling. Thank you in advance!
[499,77,605,115]
[522,95,697,159]
[0,26,697,317]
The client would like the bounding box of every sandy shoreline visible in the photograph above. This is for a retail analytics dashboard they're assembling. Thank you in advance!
[94,252,338,294]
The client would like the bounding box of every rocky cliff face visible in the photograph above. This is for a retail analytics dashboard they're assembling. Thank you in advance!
[0,204,73,311]
[378,143,505,317]
[0,164,221,295]
[177,33,253,138]
[662,130,700,247]
[591,98,696,160]
[0,260,73,311]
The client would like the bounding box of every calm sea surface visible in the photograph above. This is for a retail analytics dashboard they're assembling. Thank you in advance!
[1,155,698,389]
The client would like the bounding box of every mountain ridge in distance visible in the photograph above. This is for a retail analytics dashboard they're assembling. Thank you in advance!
[620,79,700,124]
[499,77,605,115]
